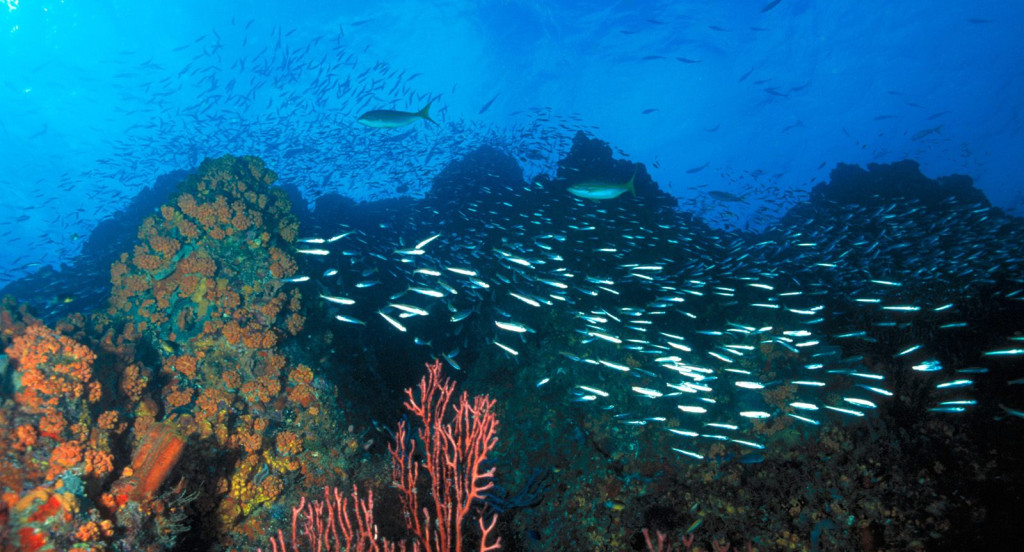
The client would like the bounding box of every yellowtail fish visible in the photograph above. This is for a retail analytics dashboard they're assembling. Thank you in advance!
[707,190,745,202]
[357,102,437,128]
[567,171,636,200]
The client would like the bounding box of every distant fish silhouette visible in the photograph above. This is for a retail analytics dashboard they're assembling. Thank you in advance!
[478,93,499,115]
[708,191,746,203]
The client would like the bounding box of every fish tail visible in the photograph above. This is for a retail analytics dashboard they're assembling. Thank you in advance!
[628,168,637,196]
[418,101,437,125]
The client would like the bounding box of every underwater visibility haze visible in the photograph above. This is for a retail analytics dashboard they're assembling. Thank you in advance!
[1,1,1023,551]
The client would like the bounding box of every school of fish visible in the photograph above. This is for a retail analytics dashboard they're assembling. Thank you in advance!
[281,159,1024,461]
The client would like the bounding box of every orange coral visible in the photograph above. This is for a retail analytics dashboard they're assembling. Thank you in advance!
[38,412,67,439]
[194,387,228,415]
[97,492,118,515]
[221,320,243,345]
[286,312,304,336]
[119,363,147,402]
[278,218,299,243]
[221,369,241,390]
[177,193,200,219]
[85,156,323,539]
[83,449,115,478]
[274,431,303,456]
[87,380,102,403]
[233,430,263,454]
[75,522,99,542]
[120,273,150,297]
[288,290,302,312]
[131,244,164,272]
[47,441,84,480]
[230,199,254,231]
[69,422,90,442]
[14,424,38,450]
[74,519,112,541]
[149,235,182,259]
[267,246,297,279]
[228,323,279,350]
[194,387,234,436]
[201,319,222,337]
[260,293,285,320]
[240,375,280,404]
[258,474,284,502]
[97,410,121,431]
[159,204,177,222]
[164,385,194,409]
[6,324,97,414]
[191,195,233,236]
[109,257,129,284]
[178,251,218,277]
[218,289,241,309]
[288,383,316,409]
[169,354,199,379]
[289,364,314,385]
[264,352,287,375]
[177,217,200,240]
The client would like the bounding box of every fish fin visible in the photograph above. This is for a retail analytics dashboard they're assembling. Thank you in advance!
[628,168,637,196]
[418,101,438,125]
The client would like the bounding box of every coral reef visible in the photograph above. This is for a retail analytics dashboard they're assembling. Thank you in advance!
[0,323,115,551]
[1,156,367,551]
[101,155,362,548]
[3,148,1021,552]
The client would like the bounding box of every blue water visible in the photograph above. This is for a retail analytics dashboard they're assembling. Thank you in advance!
[1,0,1021,283]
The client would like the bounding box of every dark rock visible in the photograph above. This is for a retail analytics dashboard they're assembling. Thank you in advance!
[809,160,989,210]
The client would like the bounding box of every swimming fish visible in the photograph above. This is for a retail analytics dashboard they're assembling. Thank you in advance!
[707,190,746,202]
[357,102,437,128]
[567,171,636,200]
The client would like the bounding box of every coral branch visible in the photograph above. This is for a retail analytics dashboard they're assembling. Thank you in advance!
[266,359,500,552]
[390,359,500,552]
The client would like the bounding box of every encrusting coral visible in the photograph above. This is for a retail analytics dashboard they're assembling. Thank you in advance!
[1,156,365,550]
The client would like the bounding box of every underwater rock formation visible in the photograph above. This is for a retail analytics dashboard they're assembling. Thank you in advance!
[0,169,191,323]
[808,159,989,210]
[102,155,362,547]
[552,131,676,210]
[1,156,370,551]
[2,144,1022,552]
